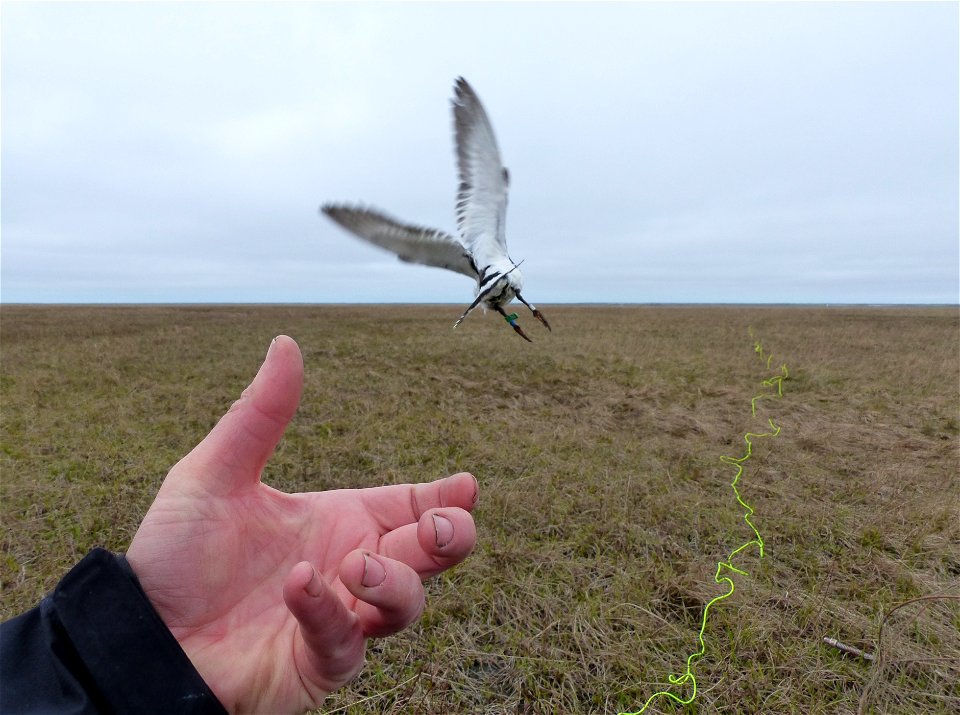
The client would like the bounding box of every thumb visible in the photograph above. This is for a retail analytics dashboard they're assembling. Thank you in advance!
[178,335,304,491]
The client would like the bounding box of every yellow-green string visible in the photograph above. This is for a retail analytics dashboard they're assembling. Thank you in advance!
[620,334,788,715]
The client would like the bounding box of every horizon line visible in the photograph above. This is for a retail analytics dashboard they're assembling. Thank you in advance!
[2,301,958,309]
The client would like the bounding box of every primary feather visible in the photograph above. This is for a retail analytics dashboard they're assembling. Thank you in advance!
[321,205,477,279]
[452,77,512,274]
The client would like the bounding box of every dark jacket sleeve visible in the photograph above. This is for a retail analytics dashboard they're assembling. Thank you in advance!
[1,548,227,714]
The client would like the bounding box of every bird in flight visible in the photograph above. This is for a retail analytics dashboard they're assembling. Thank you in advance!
[321,77,551,342]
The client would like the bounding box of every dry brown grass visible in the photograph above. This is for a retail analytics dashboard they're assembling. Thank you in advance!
[2,304,958,713]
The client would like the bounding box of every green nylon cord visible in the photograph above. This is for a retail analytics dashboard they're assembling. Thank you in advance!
[619,333,789,715]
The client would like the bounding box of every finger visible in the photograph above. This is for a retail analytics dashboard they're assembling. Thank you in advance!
[378,507,477,579]
[283,561,366,691]
[360,472,479,532]
[339,551,426,638]
[179,335,304,491]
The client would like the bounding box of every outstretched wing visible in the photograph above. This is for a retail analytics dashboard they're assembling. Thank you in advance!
[321,204,478,279]
[452,77,511,272]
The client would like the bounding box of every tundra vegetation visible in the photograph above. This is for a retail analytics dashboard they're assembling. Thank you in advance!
[2,304,957,714]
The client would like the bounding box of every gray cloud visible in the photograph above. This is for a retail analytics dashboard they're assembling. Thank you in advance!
[2,2,957,304]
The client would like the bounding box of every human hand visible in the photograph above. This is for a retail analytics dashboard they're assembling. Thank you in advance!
[126,336,478,713]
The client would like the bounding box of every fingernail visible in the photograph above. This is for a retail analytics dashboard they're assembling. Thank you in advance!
[305,565,323,597]
[361,554,386,588]
[433,514,454,548]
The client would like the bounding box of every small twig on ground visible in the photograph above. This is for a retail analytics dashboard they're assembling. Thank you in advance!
[856,594,960,715]
[823,637,876,662]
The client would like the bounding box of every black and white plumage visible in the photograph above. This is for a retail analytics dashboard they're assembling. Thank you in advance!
[321,77,550,342]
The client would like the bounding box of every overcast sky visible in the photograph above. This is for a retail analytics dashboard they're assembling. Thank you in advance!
[2,2,957,304]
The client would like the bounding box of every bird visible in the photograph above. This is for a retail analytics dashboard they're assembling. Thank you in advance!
[320,77,551,342]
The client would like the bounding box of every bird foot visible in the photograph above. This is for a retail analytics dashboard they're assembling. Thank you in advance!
[532,309,552,331]
[511,323,533,342]
[503,312,533,342]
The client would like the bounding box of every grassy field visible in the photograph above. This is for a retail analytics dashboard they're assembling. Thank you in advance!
[1,304,958,714]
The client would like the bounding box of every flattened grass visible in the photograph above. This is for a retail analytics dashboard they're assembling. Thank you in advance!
[2,304,958,713]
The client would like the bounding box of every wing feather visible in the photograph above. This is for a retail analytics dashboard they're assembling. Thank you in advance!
[321,204,478,279]
[452,77,511,272]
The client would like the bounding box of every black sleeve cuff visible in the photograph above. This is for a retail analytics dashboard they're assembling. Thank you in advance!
[1,548,228,714]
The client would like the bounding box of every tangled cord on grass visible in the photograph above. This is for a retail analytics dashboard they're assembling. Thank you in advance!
[619,332,788,715]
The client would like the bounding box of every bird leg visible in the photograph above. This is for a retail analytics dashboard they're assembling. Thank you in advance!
[453,292,486,329]
[516,293,551,331]
[496,306,533,342]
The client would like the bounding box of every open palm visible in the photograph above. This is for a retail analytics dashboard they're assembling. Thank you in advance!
[126,336,478,714]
